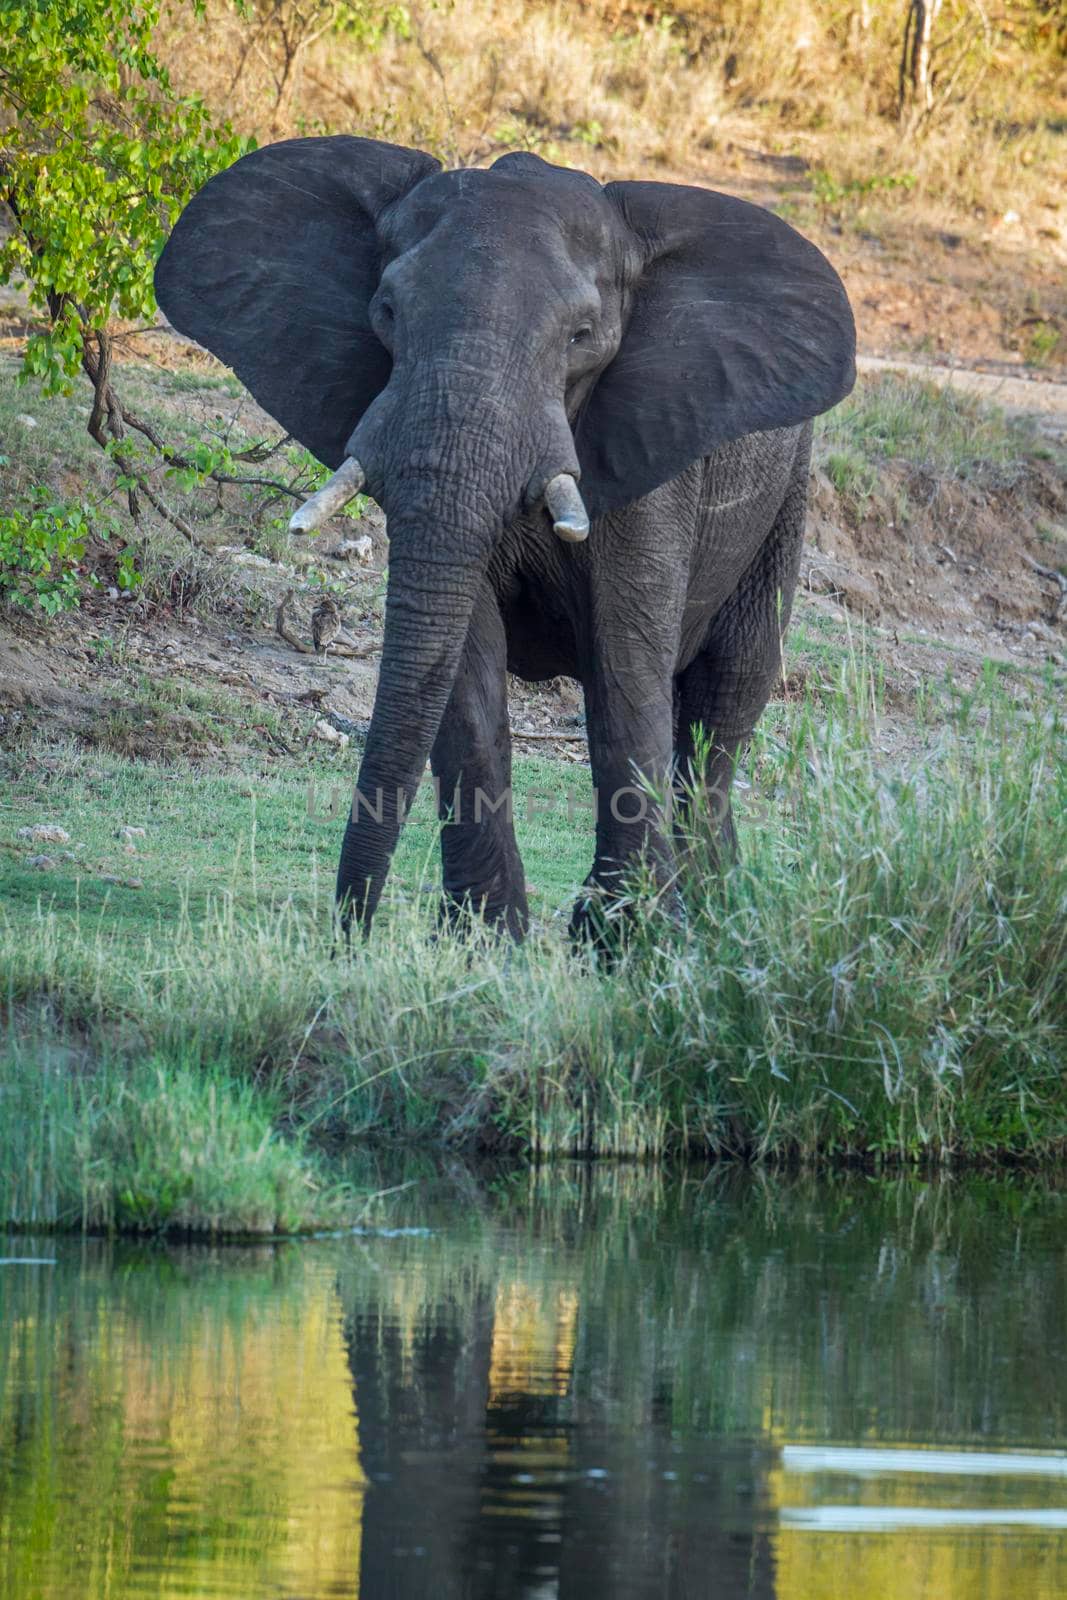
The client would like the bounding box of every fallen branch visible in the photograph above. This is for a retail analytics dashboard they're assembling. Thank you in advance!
[329,638,381,660]
[511,728,586,742]
[1023,554,1067,617]
[275,588,311,653]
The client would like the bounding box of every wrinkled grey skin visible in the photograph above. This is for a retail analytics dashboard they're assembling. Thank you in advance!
[155,140,855,942]
[463,427,811,943]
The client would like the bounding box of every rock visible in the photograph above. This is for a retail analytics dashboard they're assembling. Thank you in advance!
[313,717,350,748]
[332,535,374,564]
[14,414,37,429]
[800,555,880,619]
[124,877,144,890]
[322,711,369,741]
[233,551,274,569]
[116,825,146,841]
[100,874,122,884]
[18,823,71,844]
[26,854,56,870]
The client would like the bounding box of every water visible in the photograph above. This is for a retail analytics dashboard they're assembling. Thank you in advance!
[1,1168,1065,1598]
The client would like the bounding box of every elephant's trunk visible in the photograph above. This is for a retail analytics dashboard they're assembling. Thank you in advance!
[332,368,578,934]
[334,530,486,931]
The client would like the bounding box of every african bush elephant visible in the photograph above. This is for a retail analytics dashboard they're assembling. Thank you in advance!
[156,138,855,942]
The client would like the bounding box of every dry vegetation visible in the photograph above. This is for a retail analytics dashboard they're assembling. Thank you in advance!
[159,0,1067,223]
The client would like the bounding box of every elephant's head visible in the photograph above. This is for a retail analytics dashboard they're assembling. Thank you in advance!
[155,138,854,931]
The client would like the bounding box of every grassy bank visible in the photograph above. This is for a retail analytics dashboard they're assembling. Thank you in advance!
[0,1045,354,1235]
[2,657,1064,1233]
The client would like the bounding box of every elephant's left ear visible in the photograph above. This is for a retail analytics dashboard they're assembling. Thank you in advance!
[575,181,855,517]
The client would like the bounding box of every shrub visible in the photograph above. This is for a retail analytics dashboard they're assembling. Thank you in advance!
[0,489,138,614]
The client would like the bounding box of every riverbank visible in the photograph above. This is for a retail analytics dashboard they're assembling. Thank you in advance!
[3,331,1066,1235]
[3,652,1063,1234]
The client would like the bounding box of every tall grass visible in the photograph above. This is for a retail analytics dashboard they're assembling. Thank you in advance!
[2,658,1063,1230]
[0,1036,350,1235]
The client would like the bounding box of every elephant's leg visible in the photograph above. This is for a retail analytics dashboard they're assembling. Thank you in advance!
[674,655,749,870]
[566,678,675,947]
[568,516,684,944]
[431,583,528,939]
[569,666,677,946]
[675,464,808,868]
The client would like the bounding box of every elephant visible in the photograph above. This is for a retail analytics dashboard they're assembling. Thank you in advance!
[155,137,855,942]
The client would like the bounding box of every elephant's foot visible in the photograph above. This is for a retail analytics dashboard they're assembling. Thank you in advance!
[569,891,628,965]
[439,885,529,943]
[568,876,647,965]
[569,870,684,964]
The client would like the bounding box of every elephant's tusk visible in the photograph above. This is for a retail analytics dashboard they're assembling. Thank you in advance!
[289,456,366,534]
[544,473,590,543]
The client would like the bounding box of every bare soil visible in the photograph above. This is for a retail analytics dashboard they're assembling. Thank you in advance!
[804,453,1067,643]
[2,424,1062,771]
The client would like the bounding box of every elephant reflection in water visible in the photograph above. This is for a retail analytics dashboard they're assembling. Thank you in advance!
[345,1281,777,1598]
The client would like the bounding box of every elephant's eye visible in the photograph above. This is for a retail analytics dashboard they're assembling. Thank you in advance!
[570,325,593,346]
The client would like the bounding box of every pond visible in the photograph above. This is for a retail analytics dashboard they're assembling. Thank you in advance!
[1,1168,1065,1598]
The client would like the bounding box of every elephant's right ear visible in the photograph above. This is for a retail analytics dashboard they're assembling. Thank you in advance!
[154,136,440,468]
[576,181,855,517]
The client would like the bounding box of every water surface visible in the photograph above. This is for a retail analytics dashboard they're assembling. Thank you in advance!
[2,1168,1065,1597]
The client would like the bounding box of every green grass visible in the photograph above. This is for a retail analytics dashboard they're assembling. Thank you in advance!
[820,443,878,502]
[2,655,1064,1235]
[156,365,245,395]
[814,371,1049,499]
[1026,321,1061,367]
[0,740,591,941]
[0,358,110,490]
[782,600,871,676]
[1,1041,350,1235]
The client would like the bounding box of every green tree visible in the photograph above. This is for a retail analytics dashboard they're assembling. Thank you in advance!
[0,0,250,398]
[0,0,264,552]
[0,2,329,590]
